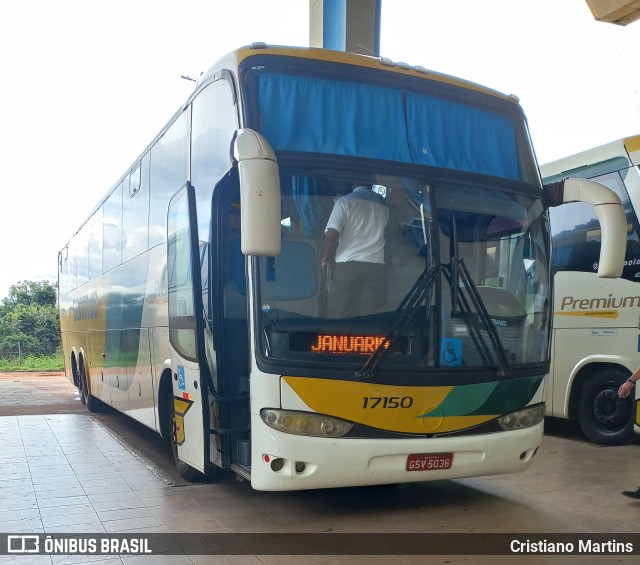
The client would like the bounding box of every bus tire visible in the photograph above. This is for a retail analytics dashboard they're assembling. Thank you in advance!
[76,362,86,405]
[164,379,204,482]
[578,368,635,445]
[79,360,103,413]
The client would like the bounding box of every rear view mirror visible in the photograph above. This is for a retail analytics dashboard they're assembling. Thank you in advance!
[545,178,626,278]
[233,129,281,256]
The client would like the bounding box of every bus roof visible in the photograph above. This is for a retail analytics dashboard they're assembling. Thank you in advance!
[200,43,521,104]
[624,134,640,164]
[541,134,640,181]
[62,43,526,248]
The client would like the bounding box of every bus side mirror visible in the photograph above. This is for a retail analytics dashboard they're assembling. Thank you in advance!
[233,129,281,257]
[545,178,626,278]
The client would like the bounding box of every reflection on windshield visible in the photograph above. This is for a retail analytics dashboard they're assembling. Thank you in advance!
[255,170,551,373]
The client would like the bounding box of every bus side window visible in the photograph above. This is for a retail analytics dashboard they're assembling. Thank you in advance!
[192,78,238,242]
[87,208,103,280]
[103,182,123,273]
[149,110,189,247]
[192,78,238,325]
[123,155,150,261]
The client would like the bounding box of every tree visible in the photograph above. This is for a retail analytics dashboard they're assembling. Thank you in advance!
[0,280,60,357]
[1,280,57,310]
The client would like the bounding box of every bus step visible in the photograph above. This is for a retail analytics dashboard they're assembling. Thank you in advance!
[230,463,251,482]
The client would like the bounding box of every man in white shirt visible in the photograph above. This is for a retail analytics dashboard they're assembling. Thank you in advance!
[321,185,390,317]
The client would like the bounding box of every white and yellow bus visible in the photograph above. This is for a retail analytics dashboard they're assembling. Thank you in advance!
[58,44,625,490]
[542,135,640,445]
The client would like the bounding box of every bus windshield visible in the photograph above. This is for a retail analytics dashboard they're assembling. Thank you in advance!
[255,167,551,375]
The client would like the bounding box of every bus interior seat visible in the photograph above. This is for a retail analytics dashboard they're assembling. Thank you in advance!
[225,239,247,320]
[226,236,321,319]
[381,221,426,310]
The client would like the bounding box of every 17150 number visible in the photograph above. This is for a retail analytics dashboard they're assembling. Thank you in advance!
[362,396,414,409]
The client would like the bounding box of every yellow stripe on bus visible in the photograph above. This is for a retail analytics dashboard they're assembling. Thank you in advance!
[623,135,640,154]
[282,376,496,434]
[554,310,619,319]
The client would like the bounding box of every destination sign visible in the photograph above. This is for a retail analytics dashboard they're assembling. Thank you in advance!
[289,333,408,355]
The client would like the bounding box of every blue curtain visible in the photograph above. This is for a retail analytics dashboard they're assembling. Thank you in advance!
[406,92,520,180]
[258,73,522,181]
[258,74,411,162]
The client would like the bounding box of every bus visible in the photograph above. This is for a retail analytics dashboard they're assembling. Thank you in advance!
[542,135,640,445]
[58,44,625,491]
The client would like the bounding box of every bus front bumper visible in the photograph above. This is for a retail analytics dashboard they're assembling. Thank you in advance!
[249,415,543,491]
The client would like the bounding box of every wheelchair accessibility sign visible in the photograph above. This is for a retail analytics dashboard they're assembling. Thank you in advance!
[177,365,186,391]
[440,338,462,366]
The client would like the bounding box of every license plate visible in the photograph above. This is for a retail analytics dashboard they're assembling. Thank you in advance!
[406,452,453,472]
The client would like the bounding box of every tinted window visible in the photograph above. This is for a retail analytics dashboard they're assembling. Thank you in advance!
[103,182,123,272]
[149,111,189,247]
[87,208,103,279]
[191,79,238,241]
[67,237,77,290]
[74,224,89,287]
[549,168,640,280]
[123,153,150,261]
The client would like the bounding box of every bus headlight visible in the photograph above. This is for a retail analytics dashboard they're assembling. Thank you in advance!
[498,404,545,431]
[261,409,353,438]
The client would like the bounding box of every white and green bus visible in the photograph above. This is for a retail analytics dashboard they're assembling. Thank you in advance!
[58,44,625,490]
[542,135,640,445]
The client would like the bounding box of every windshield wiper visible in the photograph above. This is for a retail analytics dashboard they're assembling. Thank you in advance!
[355,265,441,379]
[357,194,437,380]
[449,258,512,376]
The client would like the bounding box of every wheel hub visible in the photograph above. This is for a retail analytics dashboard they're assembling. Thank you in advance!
[593,388,627,430]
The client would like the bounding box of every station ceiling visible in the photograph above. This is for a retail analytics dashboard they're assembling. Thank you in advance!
[585,0,640,25]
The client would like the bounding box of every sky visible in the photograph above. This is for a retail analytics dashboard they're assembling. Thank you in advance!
[0,0,638,300]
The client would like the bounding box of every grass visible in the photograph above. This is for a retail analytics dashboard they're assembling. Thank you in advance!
[0,352,64,372]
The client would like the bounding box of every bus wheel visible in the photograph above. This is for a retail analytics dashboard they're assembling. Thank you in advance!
[164,380,203,482]
[79,361,102,413]
[75,362,86,405]
[578,369,635,445]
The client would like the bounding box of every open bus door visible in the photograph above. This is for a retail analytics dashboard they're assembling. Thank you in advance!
[166,182,212,477]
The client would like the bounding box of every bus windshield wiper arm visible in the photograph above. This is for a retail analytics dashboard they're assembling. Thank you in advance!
[453,258,512,376]
[355,265,442,379]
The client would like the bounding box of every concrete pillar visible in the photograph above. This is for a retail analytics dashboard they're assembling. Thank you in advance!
[309,0,381,56]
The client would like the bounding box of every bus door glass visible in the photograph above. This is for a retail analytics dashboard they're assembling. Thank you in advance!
[167,183,209,473]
